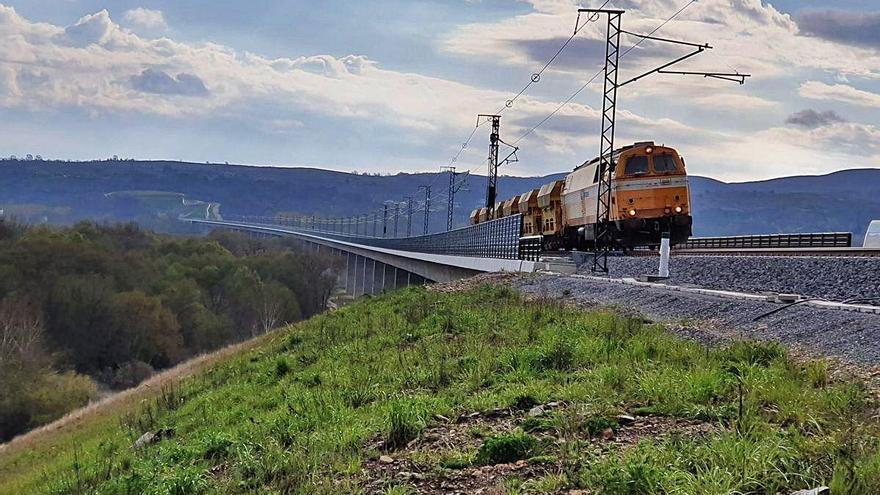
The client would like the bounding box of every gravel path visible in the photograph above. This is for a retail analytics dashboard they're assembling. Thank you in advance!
[512,273,880,366]
[581,255,880,303]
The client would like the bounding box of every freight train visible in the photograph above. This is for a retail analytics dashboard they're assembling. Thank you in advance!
[470,141,692,250]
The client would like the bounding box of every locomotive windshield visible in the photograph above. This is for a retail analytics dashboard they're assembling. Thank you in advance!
[653,154,678,173]
[624,155,649,175]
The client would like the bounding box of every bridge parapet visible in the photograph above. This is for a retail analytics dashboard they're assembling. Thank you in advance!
[184,216,542,287]
[222,213,539,261]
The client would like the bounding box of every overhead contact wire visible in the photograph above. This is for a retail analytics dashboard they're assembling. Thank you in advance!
[512,0,699,145]
[497,0,611,115]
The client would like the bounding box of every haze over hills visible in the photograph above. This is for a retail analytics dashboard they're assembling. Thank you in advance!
[1,159,878,242]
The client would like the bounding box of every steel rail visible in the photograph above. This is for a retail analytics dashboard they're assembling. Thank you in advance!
[664,247,880,257]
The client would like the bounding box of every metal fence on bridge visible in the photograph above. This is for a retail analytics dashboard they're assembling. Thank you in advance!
[221,214,539,261]
[679,232,852,250]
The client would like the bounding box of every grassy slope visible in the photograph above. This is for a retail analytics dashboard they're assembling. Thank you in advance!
[1,284,879,494]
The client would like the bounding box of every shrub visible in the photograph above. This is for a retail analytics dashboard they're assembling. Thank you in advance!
[21,371,97,431]
[107,360,155,389]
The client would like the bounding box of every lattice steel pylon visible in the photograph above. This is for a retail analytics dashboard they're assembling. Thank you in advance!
[441,166,468,231]
[443,166,457,231]
[479,114,501,210]
[592,9,623,274]
[405,196,414,237]
[393,202,400,238]
[419,185,431,235]
[579,7,749,274]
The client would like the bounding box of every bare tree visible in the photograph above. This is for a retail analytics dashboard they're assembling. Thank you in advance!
[0,298,45,367]
[256,282,283,336]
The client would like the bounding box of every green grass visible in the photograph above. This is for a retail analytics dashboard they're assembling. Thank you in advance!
[2,284,879,494]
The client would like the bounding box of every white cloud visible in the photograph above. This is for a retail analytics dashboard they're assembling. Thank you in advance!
[0,2,704,153]
[60,9,116,47]
[0,4,512,131]
[684,121,880,181]
[443,0,880,82]
[798,81,880,109]
[0,2,877,181]
[122,8,168,34]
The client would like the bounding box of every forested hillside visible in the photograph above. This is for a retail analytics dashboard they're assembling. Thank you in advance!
[1,158,878,242]
[0,220,337,441]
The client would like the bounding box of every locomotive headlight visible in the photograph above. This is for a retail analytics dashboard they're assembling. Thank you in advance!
[646,146,654,154]
[674,206,683,213]
[628,209,637,216]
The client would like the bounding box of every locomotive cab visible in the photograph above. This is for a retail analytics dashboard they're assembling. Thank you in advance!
[612,142,692,246]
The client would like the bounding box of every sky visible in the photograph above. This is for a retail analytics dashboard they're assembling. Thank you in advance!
[0,0,879,181]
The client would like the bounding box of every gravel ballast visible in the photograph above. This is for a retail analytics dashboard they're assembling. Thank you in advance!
[583,254,880,303]
[512,273,880,366]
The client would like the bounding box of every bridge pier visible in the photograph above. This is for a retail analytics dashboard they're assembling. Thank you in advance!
[337,253,424,297]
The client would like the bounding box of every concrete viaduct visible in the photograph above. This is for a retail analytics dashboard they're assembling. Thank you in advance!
[185,218,549,296]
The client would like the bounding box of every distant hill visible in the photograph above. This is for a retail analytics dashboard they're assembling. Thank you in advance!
[0,159,877,242]
[689,170,880,243]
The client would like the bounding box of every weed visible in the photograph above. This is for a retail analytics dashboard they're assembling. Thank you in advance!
[584,416,619,437]
[805,360,829,388]
[342,386,377,409]
[537,337,575,371]
[274,357,292,378]
[522,416,555,433]
[438,450,474,469]
[386,400,426,449]
[200,431,234,460]
[511,394,540,411]
[475,432,539,466]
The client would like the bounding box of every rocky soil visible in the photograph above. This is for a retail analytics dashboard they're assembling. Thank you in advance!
[583,255,880,303]
[362,401,714,495]
[511,273,880,367]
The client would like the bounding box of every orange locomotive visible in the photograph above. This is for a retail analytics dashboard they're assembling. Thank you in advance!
[473,141,692,249]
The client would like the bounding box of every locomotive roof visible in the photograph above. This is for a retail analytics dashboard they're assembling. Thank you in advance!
[574,141,656,171]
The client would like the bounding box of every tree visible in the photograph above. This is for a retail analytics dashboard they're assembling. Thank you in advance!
[0,297,47,369]
[44,275,118,372]
[255,281,300,335]
[110,291,183,368]
[160,279,231,352]
[0,297,97,442]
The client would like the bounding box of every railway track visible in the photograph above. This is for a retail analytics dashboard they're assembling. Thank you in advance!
[542,247,880,260]
[669,247,880,257]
